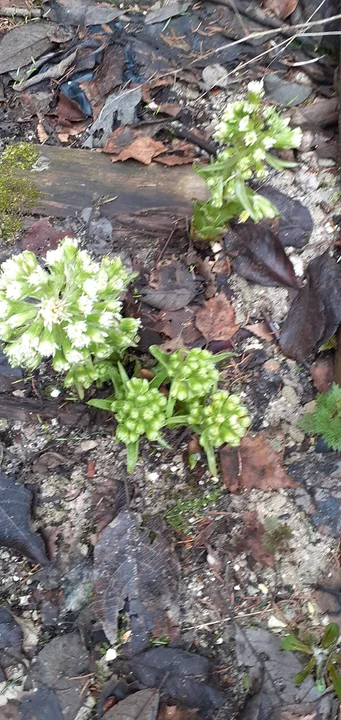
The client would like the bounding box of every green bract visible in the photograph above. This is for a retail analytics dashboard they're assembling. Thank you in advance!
[0,237,140,397]
[193,79,302,240]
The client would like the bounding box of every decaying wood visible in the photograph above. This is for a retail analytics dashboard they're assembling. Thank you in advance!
[0,394,89,427]
[31,145,207,218]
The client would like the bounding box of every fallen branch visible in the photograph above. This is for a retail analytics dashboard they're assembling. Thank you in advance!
[0,6,42,18]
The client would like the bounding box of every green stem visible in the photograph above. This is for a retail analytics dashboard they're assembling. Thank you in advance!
[202,442,218,476]
[126,440,139,473]
[149,368,168,389]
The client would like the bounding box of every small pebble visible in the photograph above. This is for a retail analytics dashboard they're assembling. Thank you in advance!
[263,360,280,372]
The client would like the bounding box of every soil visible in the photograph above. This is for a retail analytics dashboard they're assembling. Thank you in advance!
[0,2,341,719]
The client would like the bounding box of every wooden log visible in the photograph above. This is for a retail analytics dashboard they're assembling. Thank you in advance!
[0,395,89,427]
[31,145,208,220]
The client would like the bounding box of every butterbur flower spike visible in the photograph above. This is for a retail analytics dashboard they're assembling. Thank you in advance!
[0,237,140,397]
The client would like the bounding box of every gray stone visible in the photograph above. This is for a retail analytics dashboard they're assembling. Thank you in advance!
[264,73,312,106]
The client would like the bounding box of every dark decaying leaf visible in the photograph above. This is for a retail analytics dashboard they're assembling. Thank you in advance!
[131,647,223,717]
[258,186,313,248]
[141,260,198,311]
[280,251,341,362]
[94,509,180,652]
[310,357,334,393]
[224,223,300,288]
[0,472,48,565]
[145,1,191,24]
[49,0,122,25]
[103,689,160,720]
[237,513,275,568]
[195,293,239,343]
[220,434,296,493]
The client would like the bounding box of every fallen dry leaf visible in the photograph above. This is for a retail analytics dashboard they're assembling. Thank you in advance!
[238,512,275,568]
[280,251,341,362]
[103,689,160,720]
[103,126,138,154]
[158,704,200,719]
[263,0,297,20]
[94,509,180,652]
[224,222,300,289]
[112,136,166,165]
[245,322,274,342]
[21,219,68,255]
[220,434,296,493]
[141,260,198,311]
[155,154,194,166]
[0,471,48,565]
[195,293,239,343]
[310,357,334,393]
[154,306,202,347]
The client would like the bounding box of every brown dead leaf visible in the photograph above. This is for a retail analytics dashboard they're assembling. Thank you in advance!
[36,122,49,143]
[154,307,202,347]
[54,92,87,123]
[21,219,69,255]
[195,293,239,343]
[141,77,174,104]
[220,434,296,493]
[310,357,334,393]
[103,126,138,154]
[245,322,274,342]
[157,704,200,719]
[262,0,297,20]
[111,136,167,165]
[158,103,182,118]
[238,512,275,568]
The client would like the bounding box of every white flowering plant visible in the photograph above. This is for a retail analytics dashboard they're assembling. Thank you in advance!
[0,237,139,398]
[89,347,250,476]
[193,79,302,240]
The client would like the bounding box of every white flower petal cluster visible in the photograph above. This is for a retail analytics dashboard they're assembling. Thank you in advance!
[0,237,140,394]
[194,80,302,231]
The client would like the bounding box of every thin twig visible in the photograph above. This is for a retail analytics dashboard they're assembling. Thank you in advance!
[214,13,341,53]
[269,0,328,64]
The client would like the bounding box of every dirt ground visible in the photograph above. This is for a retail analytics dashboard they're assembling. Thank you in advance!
[0,1,341,719]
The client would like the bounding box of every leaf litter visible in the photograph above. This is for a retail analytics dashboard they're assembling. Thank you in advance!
[220,434,296,493]
[0,472,48,565]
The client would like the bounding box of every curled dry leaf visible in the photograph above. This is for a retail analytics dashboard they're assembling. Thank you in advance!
[310,357,334,393]
[245,322,274,342]
[195,293,239,343]
[220,434,296,493]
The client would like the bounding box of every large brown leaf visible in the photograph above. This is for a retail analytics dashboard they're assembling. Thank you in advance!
[280,251,341,362]
[94,509,180,652]
[220,434,296,493]
[224,222,300,288]
[195,293,239,343]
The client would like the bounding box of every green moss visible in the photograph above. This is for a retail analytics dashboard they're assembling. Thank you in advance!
[300,383,341,451]
[0,142,41,240]
[166,487,223,534]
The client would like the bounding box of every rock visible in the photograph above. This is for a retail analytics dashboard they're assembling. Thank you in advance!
[295,168,319,192]
[264,73,312,106]
[318,157,336,168]
[202,64,228,90]
[288,425,305,444]
[263,360,281,372]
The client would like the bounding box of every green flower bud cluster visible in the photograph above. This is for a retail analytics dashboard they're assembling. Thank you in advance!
[193,79,302,239]
[111,377,167,445]
[187,391,251,449]
[0,237,140,395]
[160,347,220,402]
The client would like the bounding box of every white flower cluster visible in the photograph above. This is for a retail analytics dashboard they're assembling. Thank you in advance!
[195,79,302,227]
[0,237,140,395]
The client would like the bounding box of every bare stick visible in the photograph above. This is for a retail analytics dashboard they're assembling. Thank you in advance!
[0,7,42,17]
